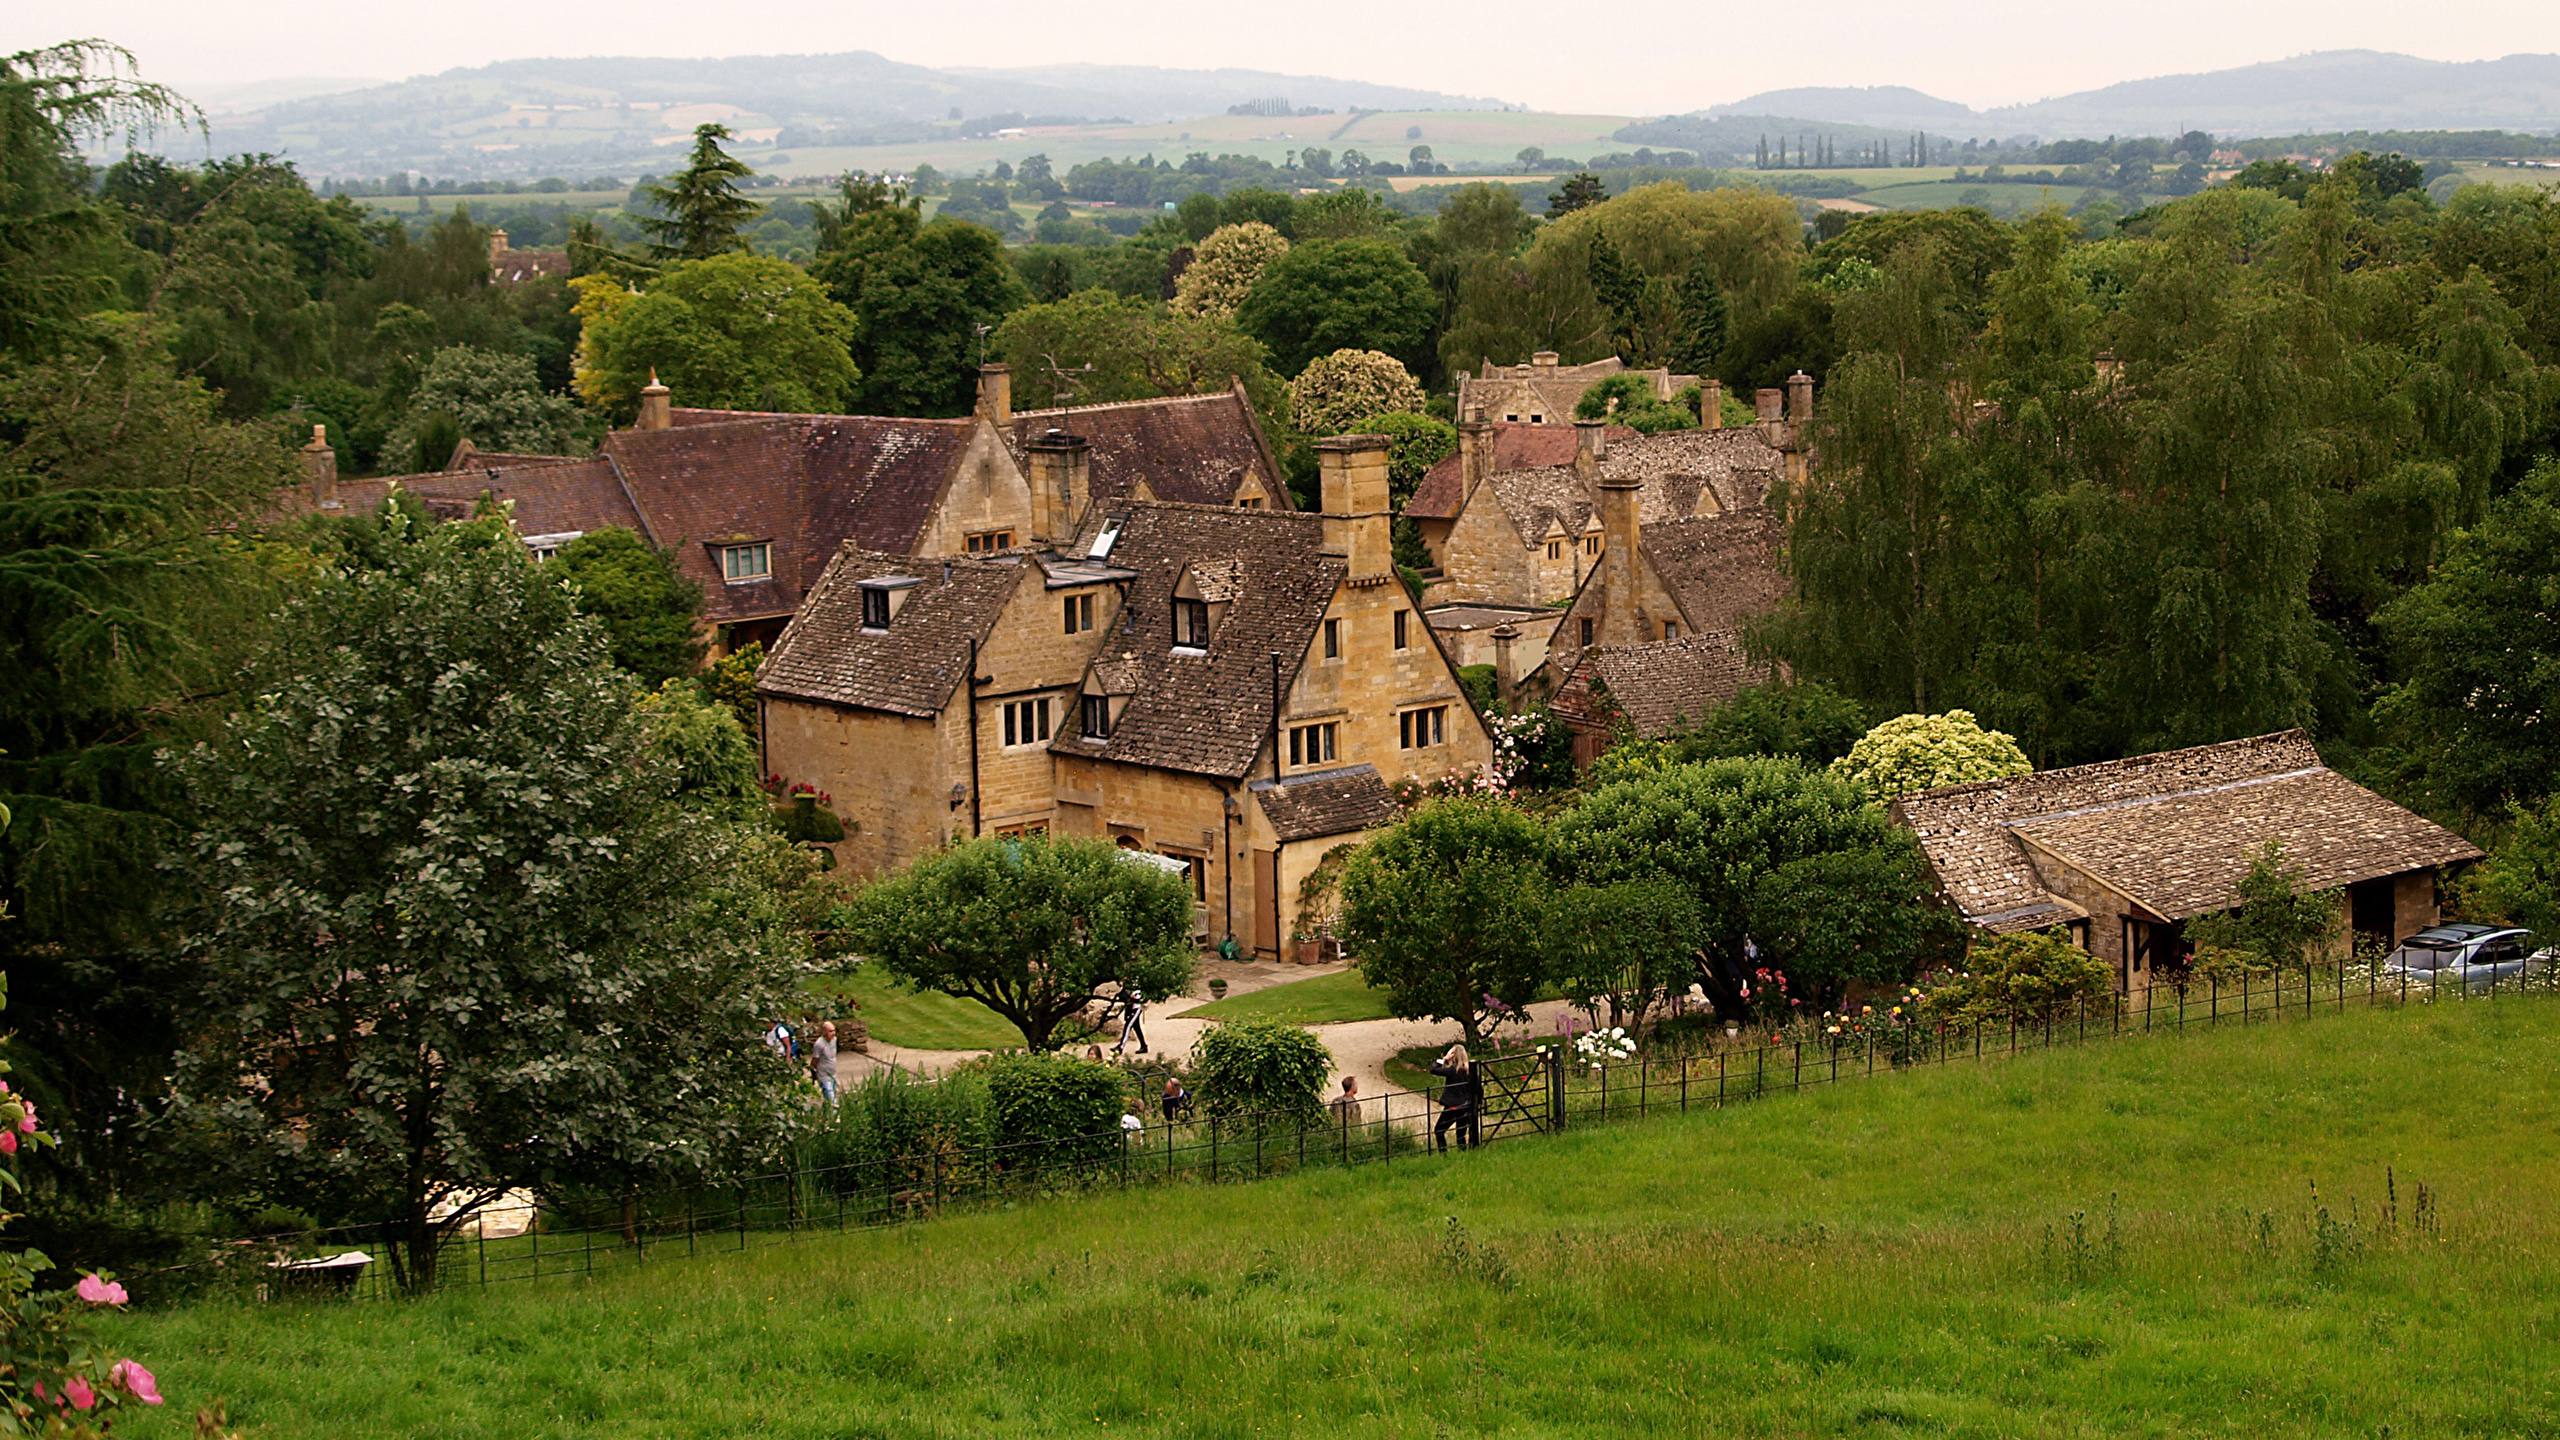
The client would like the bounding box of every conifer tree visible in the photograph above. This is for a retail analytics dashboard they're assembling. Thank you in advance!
[1668,255,1729,377]
[635,123,759,261]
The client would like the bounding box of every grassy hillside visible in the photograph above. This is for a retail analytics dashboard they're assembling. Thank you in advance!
[104,996,2560,1437]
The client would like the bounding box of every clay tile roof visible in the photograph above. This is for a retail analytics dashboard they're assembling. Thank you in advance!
[756,549,1021,716]
[1890,731,2485,929]
[1599,428,1785,515]
[1051,502,1341,779]
[1642,507,1789,634]
[1249,764,1402,842]
[1552,630,1770,737]
[1407,422,1635,520]
[1011,389,1285,509]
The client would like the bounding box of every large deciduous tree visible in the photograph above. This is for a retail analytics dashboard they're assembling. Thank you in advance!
[171,515,807,1292]
[812,183,1027,416]
[573,252,860,417]
[990,289,1286,438]
[839,834,1198,1051]
[1236,238,1436,376]
[553,526,705,686]
[1339,796,1550,1045]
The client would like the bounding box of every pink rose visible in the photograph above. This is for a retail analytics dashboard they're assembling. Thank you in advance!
[76,1274,128,1306]
[0,1131,17,1155]
[62,1376,95,1411]
[17,1114,34,1134]
[111,1360,162,1405]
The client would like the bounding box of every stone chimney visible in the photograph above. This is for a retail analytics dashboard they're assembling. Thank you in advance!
[976,363,1013,426]
[636,371,672,431]
[1754,387,1784,423]
[1456,407,1493,505]
[300,423,339,508]
[1787,370,1814,425]
[1699,378,1723,430]
[1026,428,1090,545]
[1572,419,1609,487]
[1490,623,1520,707]
[1317,435,1394,582]
[1531,351,1560,368]
[1595,471,1644,649]
[487,229,509,262]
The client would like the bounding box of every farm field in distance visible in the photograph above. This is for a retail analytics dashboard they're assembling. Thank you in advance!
[102,994,2560,1438]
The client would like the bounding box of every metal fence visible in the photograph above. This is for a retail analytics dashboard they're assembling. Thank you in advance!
[218,954,2555,1302]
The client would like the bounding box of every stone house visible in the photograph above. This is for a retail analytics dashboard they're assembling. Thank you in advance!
[756,434,1495,954]
[1890,731,2485,998]
[487,231,570,284]
[1453,353,1701,427]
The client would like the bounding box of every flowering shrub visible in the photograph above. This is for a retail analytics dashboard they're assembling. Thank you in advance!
[1917,930,2113,1025]
[1287,350,1426,438]
[1811,987,1934,1067]
[1572,1026,1637,1069]
[1830,710,2032,799]
[1388,763,1510,806]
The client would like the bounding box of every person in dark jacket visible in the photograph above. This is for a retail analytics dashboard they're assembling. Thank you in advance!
[1429,1044,1481,1151]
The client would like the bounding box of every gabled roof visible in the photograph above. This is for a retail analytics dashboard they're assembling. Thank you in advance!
[1643,507,1789,635]
[756,549,1022,717]
[1597,428,1784,515]
[1250,764,1402,842]
[1890,731,2485,931]
[1053,502,1342,780]
[1010,387,1286,510]
[1550,630,1769,738]
[1455,358,1701,433]
[308,459,643,538]
[1408,422,1634,520]
[1486,467,1595,546]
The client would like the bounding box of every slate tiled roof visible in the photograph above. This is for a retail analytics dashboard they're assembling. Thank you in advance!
[1597,428,1785,515]
[1550,630,1768,738]
[1643,507,1789,634]
[1053,502,1341,779]
[1408,422,1636,520]
[1486,467,1595,545]
[1011,387,1285,509]
[288,460,642,538]
[1891,731,2485,930]
[757,549,1022,717]
[1250,764,1403,842]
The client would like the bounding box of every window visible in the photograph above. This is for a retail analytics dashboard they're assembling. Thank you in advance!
[862,586,892,629]
[1237,495,1264,510]
[721,542,772,582]
[1001,698,1052,748]
[1323,618,1340,660]
[964,530,1014,555]
[1172,597,1211,649]
[1503,412,1519,422]
[1080,693,1113,740]
[1579,617,1595,647]
[1392,610,1410,650]
[1288,722,1337,768]
[1063,592,1095,635]
[996,821,1049,838]
[1399,706,1447,749]
[1662,620,1679,640]
[1163,851,1207,901]
[1529,412,1545,424]
[1546,540,1562,560]
[1584,535,1601,557]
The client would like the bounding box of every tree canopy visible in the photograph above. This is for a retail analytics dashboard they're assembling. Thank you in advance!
[1339,796,1550,1045]
[553,526,705,685]
[634,123,759,261]
[1237,239,1436,376]
[812,194,1027,416]
[573,252,860,417]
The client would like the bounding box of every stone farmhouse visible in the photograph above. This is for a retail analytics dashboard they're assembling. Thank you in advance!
[1452,352,1702,427]
[1890,731,2484,998]
[756,436,1495,954]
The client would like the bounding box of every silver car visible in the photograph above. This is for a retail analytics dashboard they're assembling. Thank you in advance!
[2382,923,2546,991]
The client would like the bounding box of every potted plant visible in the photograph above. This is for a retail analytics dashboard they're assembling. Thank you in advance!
[1208,977,1229,1001]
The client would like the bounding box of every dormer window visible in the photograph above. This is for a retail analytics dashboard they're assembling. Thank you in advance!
[858,575,921,630]
[1172,597,1210,649]
[965,529,1014,555]
[1169,558,1240,652]
[1080,693,1113,739]
[721,542,772,582]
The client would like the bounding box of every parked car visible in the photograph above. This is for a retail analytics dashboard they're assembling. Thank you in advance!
[2381,923,2548,990]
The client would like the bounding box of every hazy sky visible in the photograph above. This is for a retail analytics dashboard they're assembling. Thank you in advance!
[18,0,2560,115]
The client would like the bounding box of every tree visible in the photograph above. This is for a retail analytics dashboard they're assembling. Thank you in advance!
[1170,222,1289,320]
[1673,682,1869,767]
[1235,238,1436,375]
[1339,796,1550,1046]
[2456,794,2560,948]
[1668,254,1729,377]
[1288,349,1426,437]
[401,344,582,469]
[838,833,1198,1051]
[812,201,1027,416]
[1548,172,1606,218]
[572,253,860,417]
[1831,710,2032,799]
[1546,879,1700,1033]
[553,526,705,685]
[990,289,1288,441]
[2185,841,2343,974]
[1554,758,1961,1013]
[1586,229,1643,362]
[1919,929,2113,1025]
[634,123,759,261]
[1191,1019,1333,1122]
[171,515,808,1292]
[1572,373,1694,432]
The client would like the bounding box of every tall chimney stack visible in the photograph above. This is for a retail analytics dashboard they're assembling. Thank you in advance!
[300,423,339,509]
[1699,378,1724,430]
[1786,370,1814,425]
[1026,428,1089,545]
[1457,407,1493,506]
[976,363,1013,426]
[636,371,672,431]
[487,229,508,263]
[1490,623,1520,708]
[1595,472,1645,649]
[1317,435,1393,583]
[1572,419,1609,487]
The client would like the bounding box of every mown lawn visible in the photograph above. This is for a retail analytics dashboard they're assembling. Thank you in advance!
[106,996,2560,1438]
[1173,968,1397,1025]
[807,967,1029,1052]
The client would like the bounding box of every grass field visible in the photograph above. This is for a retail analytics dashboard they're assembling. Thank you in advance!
[1173,968,1398,1025]
[807,967,1027,1052]
[101,994,2560,1437]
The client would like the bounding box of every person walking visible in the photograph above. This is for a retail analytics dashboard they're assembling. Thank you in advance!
[1330,1075,1362,1130]
[1115,985,1148,1055]
[1429,1045,1481,1152]
[808,1021,840,1106]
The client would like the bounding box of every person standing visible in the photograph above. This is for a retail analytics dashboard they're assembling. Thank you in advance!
[1331,1075,1362,1129]
[1115,986,1148,1055]
[1429,1045,1481,1152]
[808,1020,840,1106]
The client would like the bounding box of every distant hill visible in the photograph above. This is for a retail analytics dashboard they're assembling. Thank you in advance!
[183,52,1505,179]
[1658,50,2560,140]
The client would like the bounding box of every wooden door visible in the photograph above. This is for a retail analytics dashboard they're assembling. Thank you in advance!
[1251,849,1278,956]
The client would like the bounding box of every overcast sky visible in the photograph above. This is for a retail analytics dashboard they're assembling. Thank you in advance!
[17,0,2560,115]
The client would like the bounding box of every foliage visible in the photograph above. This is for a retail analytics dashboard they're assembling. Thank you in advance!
[552,527,704,685]
[1545,879,1701,1032]
[170,515,808,1292]
[637,680,762,819]
[1919,929,2116,1025]
[1288,350,1426,438]
[811,196,1027,417]
[1547,172,1606,218]
[1571,373,1695,432]
[573,254,860,418]
[1236,239,1436,376]
[2185,842,2343,973]
[1668,254,1730,378]
[990,289,1286,439]
[1352,412,1454,571]
[701,641,763,732]
[398,344,582,469]
[1556,758,1963,1012]
[2454,793,2560,946]
[1339,796,1551,1045]
[1170,222,1289,321]
[837,834,1198,1052]
[985,1053,1123,1167]
[1831,709,2032,799]
[1190,1019,1333,1122]
[633,124,758,261]
[1671,682,1869,768]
